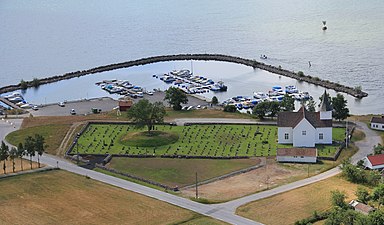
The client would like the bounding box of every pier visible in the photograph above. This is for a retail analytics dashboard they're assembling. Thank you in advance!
[0,54,368,98]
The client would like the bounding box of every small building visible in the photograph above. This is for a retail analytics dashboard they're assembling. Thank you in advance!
[118,100,133,111]
[363,154,384,170]
[349,200,375,215]
[277,148,317,163]
[370,116,384,131]
[277,90,333,148]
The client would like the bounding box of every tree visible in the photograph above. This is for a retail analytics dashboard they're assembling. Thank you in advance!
[356,187,370,204]
[0,141,9,174]
[127,99,166,133]
[305,99,316,112]
[34,134,45,168]
[369,209,384,225]
[24,136,36,169]
[331,190,348,209]
[269,101,281,118]
[373,144,384,155]
[211,96,218,105]
[9,147,17,173]
[371,183,384,208]
[164,87,188,110]
[280,94,295,111]
[20,79,28,89]
[253,101,268,119]
[332,94,349,121]
[17,142,25,171]
[223,105,236,112]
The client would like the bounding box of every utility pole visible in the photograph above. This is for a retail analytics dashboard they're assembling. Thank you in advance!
[195,172,198,199]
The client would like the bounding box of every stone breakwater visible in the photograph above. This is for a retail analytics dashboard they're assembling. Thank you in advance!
[0,54,368,98]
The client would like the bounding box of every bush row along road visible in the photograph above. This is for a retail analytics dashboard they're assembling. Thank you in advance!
[0,118,379,225]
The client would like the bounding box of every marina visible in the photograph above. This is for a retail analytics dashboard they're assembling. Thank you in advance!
[223,85,312,110]
[154,69,227,94]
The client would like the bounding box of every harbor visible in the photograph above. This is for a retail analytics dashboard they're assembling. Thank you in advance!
[0,60,372,115]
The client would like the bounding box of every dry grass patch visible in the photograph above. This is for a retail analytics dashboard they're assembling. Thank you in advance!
[0,170,225,225]
[236,175,365,225]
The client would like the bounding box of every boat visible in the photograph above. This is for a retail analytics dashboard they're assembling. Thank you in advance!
[253,92,268,99]
[211,81,227,92]
[8,96,24,103]
[285,85,299,94]
[272,86,282,91]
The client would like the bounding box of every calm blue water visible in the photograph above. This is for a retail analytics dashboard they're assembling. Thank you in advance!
[1,0,383,114]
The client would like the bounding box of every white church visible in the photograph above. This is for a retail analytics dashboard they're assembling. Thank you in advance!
[277,91,333,147]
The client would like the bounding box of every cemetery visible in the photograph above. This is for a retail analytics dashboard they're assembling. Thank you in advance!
[69,122,346,159]
[70,123,279,158]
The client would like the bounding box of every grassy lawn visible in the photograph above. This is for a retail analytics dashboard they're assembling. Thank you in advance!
[236,175,368,225]
[107,157,261,187]
[6,124,70,155]
[76,124,278,157]
[0,170,226,225]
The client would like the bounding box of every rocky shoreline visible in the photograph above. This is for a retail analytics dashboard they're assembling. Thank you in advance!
[0,54,368,98]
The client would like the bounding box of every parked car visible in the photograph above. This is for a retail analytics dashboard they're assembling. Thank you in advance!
[32,105,39,110]
[58,102,65,107]
[70,109,76,115]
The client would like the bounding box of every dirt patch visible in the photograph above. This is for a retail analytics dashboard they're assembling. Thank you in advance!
[181,158,308,202]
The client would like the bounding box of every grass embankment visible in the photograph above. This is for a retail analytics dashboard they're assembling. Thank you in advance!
[5,114,123,155]
[107,157,261,187]
[236,175,366,225]
[77,124,277,157]
[0,170,226,225]
[6,124,69,155]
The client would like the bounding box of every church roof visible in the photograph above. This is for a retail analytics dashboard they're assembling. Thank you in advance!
[277,107,332,128]
[319,90,333,111]
[371,117,384,124]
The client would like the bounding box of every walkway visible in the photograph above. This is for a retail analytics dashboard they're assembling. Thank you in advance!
[0,119,380,225]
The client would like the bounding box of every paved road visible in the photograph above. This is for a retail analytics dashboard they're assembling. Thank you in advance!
[0,120,380,225]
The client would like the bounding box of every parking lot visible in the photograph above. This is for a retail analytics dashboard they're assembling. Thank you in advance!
[28,92,209,117]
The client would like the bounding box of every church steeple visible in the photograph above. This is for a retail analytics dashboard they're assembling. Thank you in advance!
[319,90,332,120]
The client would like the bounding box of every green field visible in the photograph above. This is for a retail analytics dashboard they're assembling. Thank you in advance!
[75,124,278,157]
[107,157,261,187]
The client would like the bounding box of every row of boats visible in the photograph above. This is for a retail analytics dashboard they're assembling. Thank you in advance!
[2,92,32,109]
[95,80,153,98]
[223,85,312,110]
[153,69,227,94]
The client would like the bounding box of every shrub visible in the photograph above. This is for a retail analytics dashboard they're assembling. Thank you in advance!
[20,79,28,89]
[224,105,237,112]
[32,78,40,88]
[297,71,304,77]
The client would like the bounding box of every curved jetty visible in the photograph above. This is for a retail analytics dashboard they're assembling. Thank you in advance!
[0,54,367,98]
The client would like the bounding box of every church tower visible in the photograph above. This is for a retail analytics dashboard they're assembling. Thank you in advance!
[319,90,332,120]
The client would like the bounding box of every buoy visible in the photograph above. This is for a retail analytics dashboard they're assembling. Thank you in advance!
[322,21,327,30]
